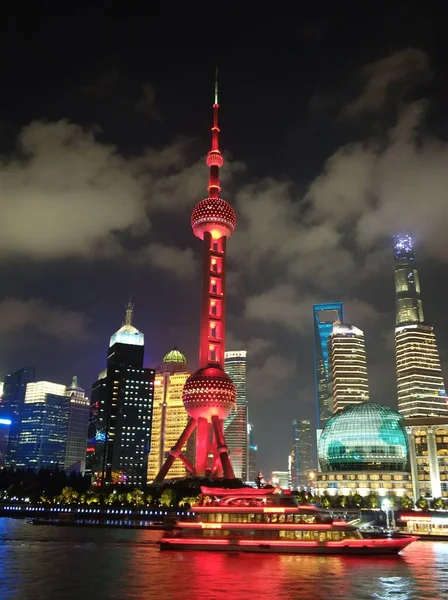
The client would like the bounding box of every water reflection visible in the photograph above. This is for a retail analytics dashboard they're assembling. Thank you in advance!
[1,520,448,600]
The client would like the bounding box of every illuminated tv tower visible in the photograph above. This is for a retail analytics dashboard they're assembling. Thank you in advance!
[155,72,237,481]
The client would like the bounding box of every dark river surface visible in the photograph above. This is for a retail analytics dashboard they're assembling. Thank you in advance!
[1,518,448,600]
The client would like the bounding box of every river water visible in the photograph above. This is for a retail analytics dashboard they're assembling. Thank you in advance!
[1,518,448,600]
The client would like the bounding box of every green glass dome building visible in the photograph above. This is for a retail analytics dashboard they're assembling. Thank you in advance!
[318,402,409,472]
[163,348,187,365]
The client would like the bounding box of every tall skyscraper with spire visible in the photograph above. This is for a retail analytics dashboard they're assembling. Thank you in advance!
[87,303,155,486]
[313,303,344,427]
[393,235,447,417]
[155,72,237,482]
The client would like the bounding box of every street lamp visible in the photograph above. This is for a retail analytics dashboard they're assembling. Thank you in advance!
[381,499,390,529]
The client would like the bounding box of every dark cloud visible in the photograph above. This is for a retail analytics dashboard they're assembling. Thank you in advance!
[340,48,432,119]
[0,298,90,341]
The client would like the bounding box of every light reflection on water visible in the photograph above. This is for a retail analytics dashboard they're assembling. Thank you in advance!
[1,519,448,600]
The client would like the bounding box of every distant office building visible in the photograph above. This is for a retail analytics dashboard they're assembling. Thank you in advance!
[247,423,257,482]
[329,322,369,413]
[290,419,313,489]
[1,367,35,466]
[0,417,11,468]
[147,349,190,482]
[271,470,289,489]
[16,381,68,470]
[224,351,248,480]
[393,235,447,418]
[313,303,344,427]
[88,303,155,486]
[64,376,89,472]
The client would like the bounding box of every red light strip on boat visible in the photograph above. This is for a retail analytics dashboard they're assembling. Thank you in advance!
[160,537,417,548]
[177,522,335,530]
[193,506,298,513]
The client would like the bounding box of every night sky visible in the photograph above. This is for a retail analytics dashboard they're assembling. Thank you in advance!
[1,5,448,474]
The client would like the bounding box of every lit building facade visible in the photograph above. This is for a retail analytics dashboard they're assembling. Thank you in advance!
[88,303,155,486]
[1,367,35,466]
[16,381,69,470]
[224,351,248,480]
[394,234,424,325]
[393,235,447,418]
[329,323,369,413]
[147,349,190,482]
[290,419,313,489]
[317,403,413,497]
[271,471,290,489]
[64,376,89,472]
[405,417,448,499]
[313,303,344,427]
[247,423,257,482]
[0,417,11,468]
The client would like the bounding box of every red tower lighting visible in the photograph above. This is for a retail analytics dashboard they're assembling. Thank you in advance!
[154,72,237,482]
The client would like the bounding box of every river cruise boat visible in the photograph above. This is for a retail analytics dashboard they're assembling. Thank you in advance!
[159,487,417,555]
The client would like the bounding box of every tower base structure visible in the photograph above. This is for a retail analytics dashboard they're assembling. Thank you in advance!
[154,365,236,482]
[154,414,234,482]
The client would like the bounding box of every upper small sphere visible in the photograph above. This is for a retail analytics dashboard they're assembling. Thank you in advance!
[191,198,236,240]
[182,366,236,422]
[206,150,224,168]
[318,402,409,473]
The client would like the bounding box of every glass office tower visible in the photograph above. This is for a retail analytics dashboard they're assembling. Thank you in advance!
[313,303,344,427]
[393,235,447,417]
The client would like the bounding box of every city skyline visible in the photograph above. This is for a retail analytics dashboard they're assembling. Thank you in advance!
[1,7,448,474]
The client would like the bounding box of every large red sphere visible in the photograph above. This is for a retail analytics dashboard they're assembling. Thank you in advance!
[191,198,236,240]
[182,366,236,422]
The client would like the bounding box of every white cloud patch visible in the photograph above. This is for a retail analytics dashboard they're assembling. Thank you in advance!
[0,298,90,341]
[0,120,149,259]
[226,331,273,358]
[141,242,196,279]
[247,355,296,402]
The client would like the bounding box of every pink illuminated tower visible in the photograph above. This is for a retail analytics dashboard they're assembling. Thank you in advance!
[154,74,237,482]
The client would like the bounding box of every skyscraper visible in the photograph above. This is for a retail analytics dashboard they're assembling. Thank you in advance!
[1,367,35,466]
[291,419,313,489]
[393,235,447,417]
[329,322,369,413]
[88,303,155,486]
[247,423,258,482]
[16,381,68,470]
[64,376,90,472]
[313,303,344,427]
[155,74,237,482]
[224,351,248,480]
[147,349,190,482]
[394,234,424,326]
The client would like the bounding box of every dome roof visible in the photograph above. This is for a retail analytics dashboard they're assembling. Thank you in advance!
[163,348,187,364]
[109,324,144,348]
[318,402,409,473]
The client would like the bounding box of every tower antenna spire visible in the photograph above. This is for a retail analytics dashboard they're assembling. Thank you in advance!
[207,68,223,197]
[214,66,219,105]
[124,299,133,325]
